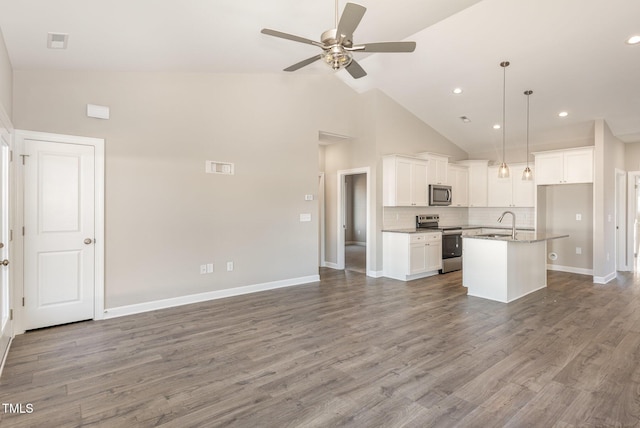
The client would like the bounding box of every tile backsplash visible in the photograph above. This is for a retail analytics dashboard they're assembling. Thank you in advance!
[383,206,534,229]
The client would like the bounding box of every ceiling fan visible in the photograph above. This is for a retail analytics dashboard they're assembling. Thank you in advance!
[261,2,416,79]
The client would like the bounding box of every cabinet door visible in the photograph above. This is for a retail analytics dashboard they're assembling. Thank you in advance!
[535,153,564,185]
[449,166,469,207]
[425,241,442,272]
[487,166,513,207]
[512,165,535,207]
[409,242,427,274]
[411,160,429,206]
[426,155,448,185]
[564,149,593,183]
[467,162,488,207]
[394,158,413,206]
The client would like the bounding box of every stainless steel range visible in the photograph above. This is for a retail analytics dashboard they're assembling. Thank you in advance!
[416,214,462,274]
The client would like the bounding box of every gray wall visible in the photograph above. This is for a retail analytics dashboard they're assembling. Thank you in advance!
[543,184,594,270]
[0,28,12,119]
[593,119,625,279]
[13,70,359,308]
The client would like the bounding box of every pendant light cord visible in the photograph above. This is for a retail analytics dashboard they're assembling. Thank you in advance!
[526,91,530,168]
[502,63,506,164]
[335,0,339,28]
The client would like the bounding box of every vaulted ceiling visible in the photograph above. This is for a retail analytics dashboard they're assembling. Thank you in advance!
[1,0,638,155]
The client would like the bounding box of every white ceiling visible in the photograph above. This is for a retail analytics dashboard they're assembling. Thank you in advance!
[0,0,639,155]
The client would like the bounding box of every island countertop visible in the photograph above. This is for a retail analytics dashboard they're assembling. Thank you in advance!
[463,232,569,243]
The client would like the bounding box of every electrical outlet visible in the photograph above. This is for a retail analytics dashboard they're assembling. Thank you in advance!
[576,247,582,255]
[207,263,214,273]
[227,261,234,272]
[200,265,207,274]
[576,213,582,221]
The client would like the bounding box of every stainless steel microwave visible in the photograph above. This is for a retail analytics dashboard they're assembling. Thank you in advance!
[429,184,452,206]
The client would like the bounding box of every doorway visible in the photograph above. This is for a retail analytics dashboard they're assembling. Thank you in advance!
[15,131,105,333]
[0,125,11,370]
[615,169,627,271]
[629,172,640,271]
[336,167,370,275]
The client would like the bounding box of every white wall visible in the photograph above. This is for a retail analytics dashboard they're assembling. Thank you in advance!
[13,70,359,308]
[0,27,12,119]
[593,119,625,280]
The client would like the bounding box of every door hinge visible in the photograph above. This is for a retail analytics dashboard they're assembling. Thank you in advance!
[22,297,25,306]
[20,154,29,165]
[9,309,12,320]
[9,150,12,162]
[22,226,25,236]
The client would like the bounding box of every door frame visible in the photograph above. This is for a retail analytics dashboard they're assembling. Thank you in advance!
[13,130,105,334]
[336,167,371,274]
[628,171,640,271]
[0,104,13,376]
[615,168,628,271]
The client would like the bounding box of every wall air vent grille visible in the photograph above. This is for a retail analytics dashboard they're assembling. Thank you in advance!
[206,161,234,175]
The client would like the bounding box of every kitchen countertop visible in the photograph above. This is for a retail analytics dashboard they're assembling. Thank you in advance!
[463,232,569,243]
[382,225,535,234]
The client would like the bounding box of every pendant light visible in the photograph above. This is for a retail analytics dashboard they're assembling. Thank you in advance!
[522,90,533,180]
[498,61,510,178]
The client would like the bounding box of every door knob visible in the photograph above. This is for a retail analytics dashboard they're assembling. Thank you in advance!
[1,259,8,266]
[84,238,94,245]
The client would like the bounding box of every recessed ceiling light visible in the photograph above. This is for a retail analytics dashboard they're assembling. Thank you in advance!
[493,124,501,129]
[558,111,569,117]
[459,116,471,123]
[626,35,640,45]
[453,88,463,94]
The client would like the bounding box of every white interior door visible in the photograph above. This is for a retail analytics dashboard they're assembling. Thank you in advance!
[0,131,11,362]
[24,139,95,330]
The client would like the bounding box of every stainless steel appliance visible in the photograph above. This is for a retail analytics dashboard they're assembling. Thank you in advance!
[429,184,452,206]
[416,214,462,273]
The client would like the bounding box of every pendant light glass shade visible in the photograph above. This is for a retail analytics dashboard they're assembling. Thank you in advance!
[498,61,510,178]
[522,90,533,181]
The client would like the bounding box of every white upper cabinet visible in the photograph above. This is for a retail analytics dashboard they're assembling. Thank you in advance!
[487,163,535,207]
[383,155,428,207]
[417,152,449,185]
[456,160,488,207]
[447,164,469,207]
[533,147,594,185]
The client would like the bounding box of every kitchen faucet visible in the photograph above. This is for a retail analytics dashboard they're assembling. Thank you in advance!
[498,210,516,239]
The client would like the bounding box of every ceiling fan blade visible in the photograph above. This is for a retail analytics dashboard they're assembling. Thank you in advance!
[345,59,367,79]
[337,3,366,38]
[284,55,323,72]
[356,41,417,53]
[261,28,323,48]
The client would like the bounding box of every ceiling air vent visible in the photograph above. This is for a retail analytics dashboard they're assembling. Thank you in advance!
[47,33,69,49]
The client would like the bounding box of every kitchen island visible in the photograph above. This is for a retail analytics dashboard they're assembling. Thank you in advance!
[462,232,568,303]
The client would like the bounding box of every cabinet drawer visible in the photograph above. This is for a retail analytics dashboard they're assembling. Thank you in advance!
[410,232,441,243]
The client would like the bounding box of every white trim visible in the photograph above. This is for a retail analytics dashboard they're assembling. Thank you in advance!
[593,271,617,284]
[103,275,320,319]
[546,264,594,276]
[627,171,640,272]
[13,130,105,333]
[324,262,340,270]
[615,168,628,271]
[336,167,371,275]
[0,336,12,378]
[368,270,384,278]
[318,172,325,269]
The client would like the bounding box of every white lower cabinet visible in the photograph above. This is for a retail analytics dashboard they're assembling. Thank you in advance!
[383,232,442,281]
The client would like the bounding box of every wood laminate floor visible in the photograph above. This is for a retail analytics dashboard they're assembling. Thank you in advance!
[2,269,640,427]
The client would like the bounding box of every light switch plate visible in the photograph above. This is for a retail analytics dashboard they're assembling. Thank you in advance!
[576,213,582,221]
[300,213,311,222]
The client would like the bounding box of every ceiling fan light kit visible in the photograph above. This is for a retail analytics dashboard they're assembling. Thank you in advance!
[261,2,416,79]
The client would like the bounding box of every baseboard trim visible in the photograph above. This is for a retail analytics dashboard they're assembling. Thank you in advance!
[324,262,340,270]
[546,264,593,276]
[368,270,384,278]
[593,271,617,284]
[103,275,320,319]
[0,337,13,379]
